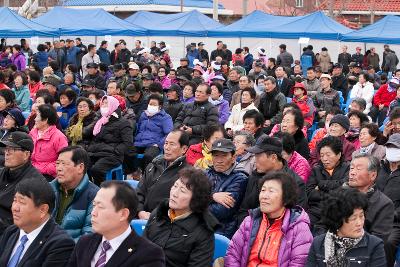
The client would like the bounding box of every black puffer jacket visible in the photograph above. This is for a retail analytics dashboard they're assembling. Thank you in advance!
[144,200,219,267]
[306,161,349,229]
[376,162,400,222]
[164,99,184,121]
[67,111,97,150]
[174,100,219,145]
[258,88,286,124]
[87,109,133,161]
[83,72,106,91]
[0,162,45,235]
[137,155,189,213]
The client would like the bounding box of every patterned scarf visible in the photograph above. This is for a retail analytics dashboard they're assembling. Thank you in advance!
[66,117,84,145]
[359,142,375,155]
[324,231,363,267]
[194,143,213,170]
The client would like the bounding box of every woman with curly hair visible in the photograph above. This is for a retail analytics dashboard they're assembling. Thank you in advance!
[306,188,386,266]
[225,171,313,267]
[144,167,218,267]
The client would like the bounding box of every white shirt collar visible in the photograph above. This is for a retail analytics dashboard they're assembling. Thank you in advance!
[102,226,132,252]
[19,218,49,243]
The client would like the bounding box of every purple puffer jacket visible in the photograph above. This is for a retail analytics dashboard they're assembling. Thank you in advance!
[225,206,313,267]
[10,52,26,71]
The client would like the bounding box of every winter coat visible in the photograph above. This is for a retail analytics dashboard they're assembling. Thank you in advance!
[66,111,97,150]
[225,102,258,132]
[306,232,386,267]
[209,97,230,125]
[376,165,400,222]
[352,142,386,160]
[28,81,44,98]
[338,52,352,69]
[277,51,294,69]
[300,50,316,76]
[352,53,364,65]
[373,83,397,107]
[367,53,380,71]
[12,85,30,112]
[33,51,49,70]
[187,49,200,68]
[30,125,68,177]
[185,143,203,166]
[164,99,183,121]
[87,110,133,161]
[316,51,331,73]
[83,72,106,91]
[244,53,254,73]
[225,207,313,267]
[210,49,226,62]
[126,94,147,119]
[137,155,189,213]
[238,166,307,224]
[292,129,310,159]
[302,78,320,97]
[57,103,77,130]
[293,95,315,126]
[313,87,340,112]
[51,174,99,241]
[389,98,400,114]
[236,152,255,176]
[134,109,173,148]
[10,52,26,71]
[0,162,45,235]
[206,164,248,238]
[306,160,350,228]
[309,135,356,167]
[96,47,111,66]
[350,81,375,113]
[174,100,219,145]
[288,151,311,183]
[156,76,171,90]
[332,74,349,100]
[258,88,287,124]
[66,46,80,66]
[144,200,219,267]
[384,51,399,73]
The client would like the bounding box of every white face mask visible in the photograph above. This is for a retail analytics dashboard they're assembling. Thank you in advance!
[100,107,109,116]
[147,105,159,115]
[90,99,97,105]
[386,147,400,162]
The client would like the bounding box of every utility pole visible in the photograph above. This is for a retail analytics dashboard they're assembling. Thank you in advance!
[180,0,183,12]
[213,0,219,21]
[328,0,334,17]
[4,0,9,7]
[242,0,248,17]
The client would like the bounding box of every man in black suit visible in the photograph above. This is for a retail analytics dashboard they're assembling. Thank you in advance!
[0,178,75,267]
[68,180,165,267]
[275,66,294,97]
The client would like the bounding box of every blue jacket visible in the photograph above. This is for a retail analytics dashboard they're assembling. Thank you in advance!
[206,164,248,238]
[244,53,254,73]
[12,85,30,112]
[34,51,49,70]
[51,174,99,241]
[66,46,81,66]
[57,102,77,129]
[134,109,173,148]
[97,47,111,66]
[187,49,200,68]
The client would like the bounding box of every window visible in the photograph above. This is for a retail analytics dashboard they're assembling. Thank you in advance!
[296,0,304,7]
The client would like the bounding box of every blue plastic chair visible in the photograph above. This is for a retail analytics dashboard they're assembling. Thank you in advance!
[380,117,389,132]
[337,91,345,110]
[125,179,139,189]
[213,234,230,261]
[286,97,292,103]
[105,165,124,181]
[131,219,147,236]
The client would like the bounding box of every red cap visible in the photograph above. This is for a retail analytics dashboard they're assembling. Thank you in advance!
[293,82,307,95]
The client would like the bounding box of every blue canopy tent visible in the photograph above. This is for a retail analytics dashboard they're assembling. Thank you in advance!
[207,10,297,38]
[33,7,147,36]
[124,11,179,29]
[0,7,58,37]
[63,0,223,9]
[341,15,400,44]
[267,11,352,40]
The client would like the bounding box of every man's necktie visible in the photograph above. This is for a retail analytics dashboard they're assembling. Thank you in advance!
[95,240,111,267]
[7,235,28,267]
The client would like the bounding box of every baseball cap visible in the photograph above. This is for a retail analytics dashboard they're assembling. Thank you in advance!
[246,136,282,154]
[293,82,307,95]
[333,63,343,69]
[142,73,155,80]
[0,131,34,152]
[255,61,263,67]
[180,58,189,62]
[210,138,236,153]
[125,84,141,97]
[158,41,166,46]
[386,133,400,149]
[81,78,96,87]
[128,62,140,70]
[212,75,226,82]
[177,74,191,82]
[42,75,61,87]
[198,42,205,46]
[190,42,196,47]
[6,109,25,127]
[354,62,362,68]
[86,62,98,69]
[319,73,332,80]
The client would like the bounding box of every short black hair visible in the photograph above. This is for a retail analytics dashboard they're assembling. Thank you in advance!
[203,124,224,142]
[100,181,138,222]
[12,44,21,51]
[360,123,380,138]
[210,82,223,95]
[179,167,212,213]
[58,146,90,174]
[59,88,77,102]
[307,67,315,72]
[149,82,163,95]
[317,136,343,155]
[326,106,344,116]
[13,72,28,85]
[76,96,94,110]
[390,107,400,121]
[258,171,298,209]
[243,110,264,127]
[198,83,212,94]
[88,44,96,52]
[48,61,59,72]
[241,87,257,100]
[268,58,276,64]
[347,110,369,126]
[37,104,58,125]
[183,81,197,96]
[322,188,368,232]
[274,132,295,154]
[0,89,16,104]
[217,41,223,45]
[67,64,78,73]
[265,76,276,84]
[36,89,55,105]
[283,108,304,130]
[170,129,190,147]
[148,93,163,106]
[15,177,55,214]
[37,44,46,52]
[279,44,286,50]
[101,40,107,46]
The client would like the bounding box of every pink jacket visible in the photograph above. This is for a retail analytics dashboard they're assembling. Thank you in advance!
[288,151,311,183]
[156,76,171,90]
[30,125,68,177]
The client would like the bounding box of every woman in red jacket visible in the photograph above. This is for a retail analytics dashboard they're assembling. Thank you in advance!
[370,78,399,126]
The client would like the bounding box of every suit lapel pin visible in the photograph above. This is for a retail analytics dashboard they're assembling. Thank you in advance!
[39,241,43,244]
[128,248,133,253]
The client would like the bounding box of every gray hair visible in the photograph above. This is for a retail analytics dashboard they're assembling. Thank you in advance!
[264,76,276,85]
[351,97,367,111]
[233,130,256,146]
[352,154,380,172]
